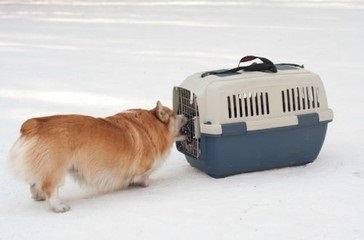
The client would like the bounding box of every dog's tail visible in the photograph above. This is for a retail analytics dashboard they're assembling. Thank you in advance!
[7,136,39,184]
[8,118,42,183]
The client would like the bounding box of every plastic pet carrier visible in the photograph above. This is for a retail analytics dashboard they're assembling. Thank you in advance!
[173,56,333,178]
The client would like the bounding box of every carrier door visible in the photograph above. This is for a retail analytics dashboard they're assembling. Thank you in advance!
[173,87,201,158]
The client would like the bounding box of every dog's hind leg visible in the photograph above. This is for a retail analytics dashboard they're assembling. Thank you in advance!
[36,155,71,213]
[40,175,70,213]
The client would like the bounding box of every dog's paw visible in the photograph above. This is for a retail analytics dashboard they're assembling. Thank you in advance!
[48,197,71,213]
[132,176,150,188]
[30,184,46,201]
[138,180,149,188]
[51,203,71,213]
[32,195,46,201]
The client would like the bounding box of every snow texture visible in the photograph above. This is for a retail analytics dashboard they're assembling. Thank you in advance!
[0,1,363,239]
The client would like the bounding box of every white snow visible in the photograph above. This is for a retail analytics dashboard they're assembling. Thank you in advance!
[0,1,363,239]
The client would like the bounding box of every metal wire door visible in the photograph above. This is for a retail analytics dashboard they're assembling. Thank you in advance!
[175,87,200,158]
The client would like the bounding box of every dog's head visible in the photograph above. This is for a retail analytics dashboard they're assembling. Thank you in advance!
[154,101,187,141]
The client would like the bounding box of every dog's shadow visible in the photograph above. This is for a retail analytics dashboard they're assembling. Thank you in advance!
[59,164,201,209]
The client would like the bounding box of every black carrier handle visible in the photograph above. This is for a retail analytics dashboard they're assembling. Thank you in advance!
[201,55,277,78]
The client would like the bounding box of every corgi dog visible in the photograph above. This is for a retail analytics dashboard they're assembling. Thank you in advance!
[8,101,187,213]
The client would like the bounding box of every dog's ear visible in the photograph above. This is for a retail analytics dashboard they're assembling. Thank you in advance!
[156,101,169,122]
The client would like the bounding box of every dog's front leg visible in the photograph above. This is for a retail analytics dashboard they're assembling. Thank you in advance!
[132,175,150,188]
[30,183,46,201]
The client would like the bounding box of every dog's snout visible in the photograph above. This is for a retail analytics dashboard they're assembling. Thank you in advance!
[180,115,188,125]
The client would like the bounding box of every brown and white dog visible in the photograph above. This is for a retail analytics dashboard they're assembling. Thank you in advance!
[8,101,187,213]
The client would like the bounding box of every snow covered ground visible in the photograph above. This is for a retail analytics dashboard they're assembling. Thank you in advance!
[0,1,363,239]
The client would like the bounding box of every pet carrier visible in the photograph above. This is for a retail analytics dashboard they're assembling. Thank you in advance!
[173,56,333,178]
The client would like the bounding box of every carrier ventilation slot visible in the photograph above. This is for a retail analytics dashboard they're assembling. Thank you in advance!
[281,86,320,113]
[227,92,270,119]
[175,88,200,158]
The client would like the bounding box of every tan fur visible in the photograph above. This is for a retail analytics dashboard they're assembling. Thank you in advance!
[8,101,187,213]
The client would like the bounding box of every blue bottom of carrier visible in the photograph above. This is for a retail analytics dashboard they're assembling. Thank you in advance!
[184,113,330,178]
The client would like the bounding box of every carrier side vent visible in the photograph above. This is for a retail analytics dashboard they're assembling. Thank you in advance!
[227,92,270,119]
[281,86,321,113]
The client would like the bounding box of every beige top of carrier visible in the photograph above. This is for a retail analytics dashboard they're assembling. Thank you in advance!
[174,65,333,135]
